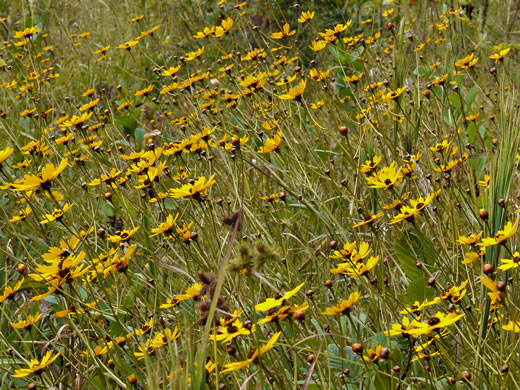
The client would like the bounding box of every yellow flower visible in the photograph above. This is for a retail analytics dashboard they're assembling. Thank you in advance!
[160,283,202,308]
[362,345,383,362]
[168,175,216,199]
[39,203,73,224]
[0,146,14,166]
[135,84,154,97]
[255,282,305,312]
[407,312,464,336]
[399,298,439,314]
[0,279,24,303]
[271,23,296,39]
[214,18,233,37]
[11,313,42,329]
[9,206,32,223]
[12,158,68,192]
[352,212,383,228]
[107,226,140,243]
[440,280,468,303]
[13,352,60,378]
[221,332,281,373]
[194,26,215,39]
[479,219,518,247]
[298,11,314,23]
[457,232,483,245]
[385,316,416,337]
[360,155,381,173]
[117,39,139,49]
[489,48,511,63]
[279,80,306,101]
[14,26,41,39]
[365,162,403,189]
[211,319,255,343]
[149,214,179,237]
[79,98,100,112]
[503,321,520,332]
[321,292,360,315]
[330,256,379,277]
[59,112,93,127]
[498,252,520,271]
[185,46,204,61]
[455,52,478,69]
[161,65,182,77]
[258,131,283,154]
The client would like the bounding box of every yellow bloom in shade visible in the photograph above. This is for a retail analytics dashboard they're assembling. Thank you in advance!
[13,352,60,378]
[407,312,464,336]
[360,155,382,173]
[362,345,383,362]
[255,282,305,312]
[168,175,216,199]
[461,249,484,264]
[117,39,139,49]
[150,214,179,237]
[221,332,281,373]
[499,252,520,271]
[344,73,364,84]
[489,48,510,63]
[0,146,14,166]
[185,46,204,61]
[135,84,154,97]
[13,158,68,192]
[503,321,520,332]
[11,313,42,329]
[479,219,518,247]
[298,11,314,23]
[194,26,215,39]
[39,203,72,224]
[14,26,40,39]
[321,292,360,315]
[271,23,296,39]
[399,298,439,315]
[457,232,483,245]
[352,212,383,228]
[440,280,468,303]
[211,319,255,343]
[455,52,478,69]
[107,226,140,243]
[365,162,403,189]
[9,206,32,223]
[480,276,504,305]
[160,283,202,308]
[214,18,233,37]
[385,316,416,337]
[330,241,371,262]
[279,80,306,100]
[258,131,283,153]
[330,256,379,277]
[0,279,24,303]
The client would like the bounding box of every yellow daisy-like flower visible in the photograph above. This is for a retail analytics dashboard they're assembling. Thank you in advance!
[407,312,464,336]
[279,80,306,101]
[39,203,73,224]
[360,155,381,173]
[321,292,360,315]
[365,162,403,190]
[0,279,24,303]
[479,219,518,247]
[271,23,296,39]
[258,131,283,154]
[455,52,478,69]
[168,175,216,199]
[107,226,140,243]
[255,282,305,312]
[13,351,60,378]
[12,158,68,192]
[489,48,511,63]
[298,11,314,23]
[11,313,42,329]
[221,332,281,373]
[503,321,520,332]
[457,232,483,245]
[0,146,14,166]
[9,206,32,223]
[14,26,41,39]
[498,252,520,271]
[117,39,139,50]
[149,214,179,237]
[185,46,204,61]
[135,84,154,97]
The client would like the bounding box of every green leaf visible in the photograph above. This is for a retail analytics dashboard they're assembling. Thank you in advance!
[467,122,477,143]
[394,231,435,282]
[465,86,479,110]
[134,127,146,146]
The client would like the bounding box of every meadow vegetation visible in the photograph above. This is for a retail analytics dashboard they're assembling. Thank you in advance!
[1,0,520,388]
